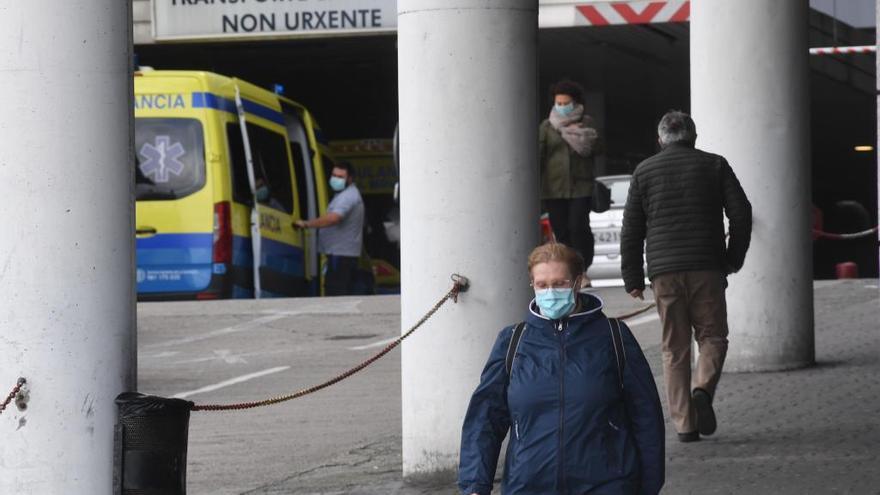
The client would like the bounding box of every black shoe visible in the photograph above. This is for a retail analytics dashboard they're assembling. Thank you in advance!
[677,431,700,443]
[693,388,717,436]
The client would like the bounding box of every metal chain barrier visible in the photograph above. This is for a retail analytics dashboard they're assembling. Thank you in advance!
[614,302,657,321]
[813,226,879,241]
[192,274,470,412]
[0,378,26,416]
[0,282,658,415]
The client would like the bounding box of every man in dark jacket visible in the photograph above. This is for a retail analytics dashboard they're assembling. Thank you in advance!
[620,110,752,442]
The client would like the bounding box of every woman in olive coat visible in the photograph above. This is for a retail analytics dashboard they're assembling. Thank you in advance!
[539,79,601,286]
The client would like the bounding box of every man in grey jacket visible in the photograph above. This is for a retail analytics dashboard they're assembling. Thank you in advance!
[620,111,752,443]
[293,161,365,296]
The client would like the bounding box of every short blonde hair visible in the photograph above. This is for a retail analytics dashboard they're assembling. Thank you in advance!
[528,243,585,279]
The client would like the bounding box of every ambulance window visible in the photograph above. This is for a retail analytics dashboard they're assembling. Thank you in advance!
[248,125,294,214]
[226,124,252,206]
[289,142,309,220]
[135,118,205,200]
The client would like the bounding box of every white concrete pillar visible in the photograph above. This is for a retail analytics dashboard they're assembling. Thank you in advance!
[0,1,135,492]
[691,0,814,371]
[398,0,539,476]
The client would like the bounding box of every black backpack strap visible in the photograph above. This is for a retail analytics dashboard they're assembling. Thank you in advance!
[505,322,527,376]
[608,318,627,390]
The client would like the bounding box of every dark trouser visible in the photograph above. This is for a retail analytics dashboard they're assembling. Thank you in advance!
[324,255,359,296]
[651,270,729,434]
[542,197,594,269]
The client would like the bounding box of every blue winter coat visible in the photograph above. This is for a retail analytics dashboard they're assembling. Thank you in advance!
[458,293,665,495]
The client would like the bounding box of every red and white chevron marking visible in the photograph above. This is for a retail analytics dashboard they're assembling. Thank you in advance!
[575,1,690,26]
[809,45,876,56]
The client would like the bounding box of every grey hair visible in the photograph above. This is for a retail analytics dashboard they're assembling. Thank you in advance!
[658,111,697,148]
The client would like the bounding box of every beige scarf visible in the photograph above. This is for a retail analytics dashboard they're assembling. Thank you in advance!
[548,104,598,157]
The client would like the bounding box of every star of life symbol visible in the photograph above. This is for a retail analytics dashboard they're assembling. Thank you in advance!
[139,136,186,183]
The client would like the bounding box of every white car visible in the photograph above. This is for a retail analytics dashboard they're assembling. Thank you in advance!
[587,175,640,287]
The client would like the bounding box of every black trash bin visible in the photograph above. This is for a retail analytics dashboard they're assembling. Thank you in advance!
[116,392,194,495]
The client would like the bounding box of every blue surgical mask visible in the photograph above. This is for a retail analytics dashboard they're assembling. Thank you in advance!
[535,287,576,320]
[329,176,347,192]
[555,103,575,116]
[255,185,270,202]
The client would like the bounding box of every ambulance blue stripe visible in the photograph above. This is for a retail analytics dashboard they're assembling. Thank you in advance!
[231,235,305,276]
[262,236,305,275]
[137,232,213,250]
[191,92,285,126]
[240,99,286,126]
[136,233,304,296]
[136,233,213,293]
[191,92,236,114]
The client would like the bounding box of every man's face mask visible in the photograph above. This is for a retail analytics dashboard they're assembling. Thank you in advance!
[255,185,270,202]
[329,176,347,192]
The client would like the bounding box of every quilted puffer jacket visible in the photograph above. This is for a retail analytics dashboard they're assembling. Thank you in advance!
[620,143,752,292]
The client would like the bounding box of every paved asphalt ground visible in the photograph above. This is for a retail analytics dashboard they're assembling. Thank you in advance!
[137,280,879,495]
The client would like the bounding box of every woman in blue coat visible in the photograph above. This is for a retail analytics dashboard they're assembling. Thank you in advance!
[458,243,665,495]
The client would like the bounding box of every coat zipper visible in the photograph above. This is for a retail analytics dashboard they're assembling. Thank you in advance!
[556,319,566,492]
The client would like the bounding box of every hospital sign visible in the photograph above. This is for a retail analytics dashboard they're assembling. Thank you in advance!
[152,0,397,41]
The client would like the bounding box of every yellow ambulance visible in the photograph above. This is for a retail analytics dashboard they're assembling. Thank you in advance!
[134,70,332,299]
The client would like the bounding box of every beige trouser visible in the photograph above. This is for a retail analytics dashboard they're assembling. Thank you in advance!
[652,270,729,434]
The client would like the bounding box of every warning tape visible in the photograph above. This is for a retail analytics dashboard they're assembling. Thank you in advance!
[809,45,875,56]
[576,0,689,26]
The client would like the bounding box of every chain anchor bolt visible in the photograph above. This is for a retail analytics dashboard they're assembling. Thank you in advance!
[450,274,470,302]
[14,378,28,411]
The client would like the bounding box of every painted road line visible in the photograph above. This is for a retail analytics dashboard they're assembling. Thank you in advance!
[624,312,660,327]
[140,351,181,359]
[262,299,363,316]
[147,300,365,350]
[172,348,290,365]
[349,336,399,351]
[172,366,291,399]
[146,314,288,349]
